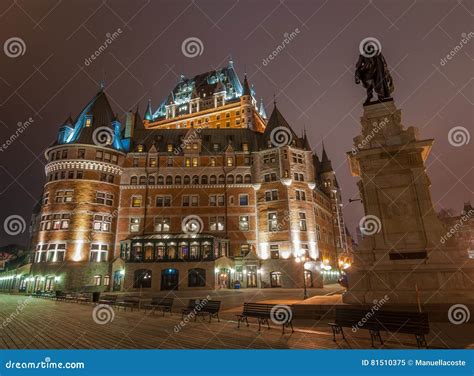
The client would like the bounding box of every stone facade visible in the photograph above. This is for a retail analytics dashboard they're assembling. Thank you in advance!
[1,63,349,293]
[344,99,474,305]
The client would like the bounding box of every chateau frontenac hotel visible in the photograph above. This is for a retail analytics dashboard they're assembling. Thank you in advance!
[4,61,353,293]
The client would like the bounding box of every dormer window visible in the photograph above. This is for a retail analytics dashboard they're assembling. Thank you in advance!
[85,118,92,127]
[167,144,173,153]
[242,143,249,152]
[137,144,144,152]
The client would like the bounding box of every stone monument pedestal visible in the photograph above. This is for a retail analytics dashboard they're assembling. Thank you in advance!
[344,99,474,306]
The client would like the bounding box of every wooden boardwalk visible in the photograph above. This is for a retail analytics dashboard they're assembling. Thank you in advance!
[0,294,446,349]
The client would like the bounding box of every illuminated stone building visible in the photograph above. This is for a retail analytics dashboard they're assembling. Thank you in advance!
[3,62,349,293]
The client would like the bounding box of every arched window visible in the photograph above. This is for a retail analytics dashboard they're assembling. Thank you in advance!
[188,268,206,287]
[227,175,234,184]
[161,268,179,290]
[201,175,208,185]
[130,176,138,185]
[148,175,155,185]
[139,176,147,185]
[133,269,152,288]
[192,175,199,184]
[175,176,182,185]
[210,175,217,184]
[157,176,164,185]
[184,176,190,185]
[244,174,252,183]
[218,175,225,184]
[236,175,243,184]
[166,175,173,185]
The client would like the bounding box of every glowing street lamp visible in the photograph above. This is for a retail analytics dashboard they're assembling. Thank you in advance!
[295,253,308,300]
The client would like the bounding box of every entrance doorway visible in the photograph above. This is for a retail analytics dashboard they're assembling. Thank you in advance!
[246,266,258,287]
[270,272,282,287]
[217,269,230,288]
[304,270,313,288]
[161,268,179,290]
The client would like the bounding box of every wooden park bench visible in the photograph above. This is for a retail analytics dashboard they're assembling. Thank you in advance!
[181,299,221,323]
[236,303,294,334]
[196,300,221,323]
[328,307,430,348]
[115,296,141,311]
[76,293,92,304]
[97,295,118,306]
[53,291,67,301]
[63,292,78,302]
[143,297,174,316]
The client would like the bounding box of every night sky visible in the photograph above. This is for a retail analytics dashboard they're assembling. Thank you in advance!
[0,0,472,247]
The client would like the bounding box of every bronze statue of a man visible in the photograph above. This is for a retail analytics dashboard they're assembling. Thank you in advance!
[355,40,394,104]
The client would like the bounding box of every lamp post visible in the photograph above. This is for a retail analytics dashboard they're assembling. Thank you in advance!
[295,255,308,300]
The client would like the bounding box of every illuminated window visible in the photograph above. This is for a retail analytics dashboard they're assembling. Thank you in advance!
[137,144,144,152]
[185,158,191,167]
[104,275,110,286]
[239,216,249,231]
[85,118,92,127]
[210,157,216,166]
[167,144,173,152]
[94,275,102,285]
[268,212,278,232]
[149,158,157,167]
[93,215,111,232]
[154,217,170,232]
[132,196,142,207]
[299,212,307,231]
[270,245,280,259]
[209,216,224,231]
[226,157,234,166]
[242,143,249,152]
[130,218,140,233]
[192,157,198,167]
